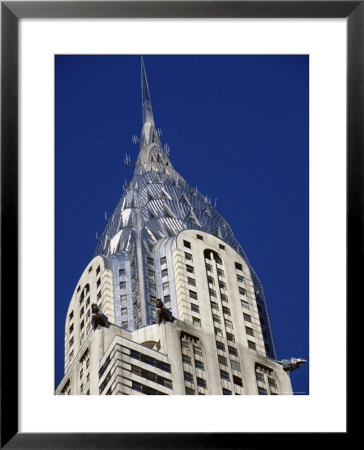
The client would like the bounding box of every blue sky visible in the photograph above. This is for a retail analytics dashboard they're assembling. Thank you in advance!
[56,55,309,394]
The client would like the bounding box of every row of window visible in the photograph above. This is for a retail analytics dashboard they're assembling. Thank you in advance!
[129,349,171,373]
[131,364,173,389]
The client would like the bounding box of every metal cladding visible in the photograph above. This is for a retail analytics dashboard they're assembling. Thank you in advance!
[94,58,276,359]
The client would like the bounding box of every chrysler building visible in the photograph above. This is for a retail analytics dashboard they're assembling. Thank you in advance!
[56,58,305,396]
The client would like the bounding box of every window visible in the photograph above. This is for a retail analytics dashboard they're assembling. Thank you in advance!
[185,387,195,395]
[210,301,219,311]
[119,268,125,277]
[222,306,230,315]
[233,375,243,387]
[243,313,252,323]
[237,274,244,283]
[191,303,199,313]
[69,350,74,360]
[235,262,243,271]
[80,319,85,329]
[246,327,254,337]
[207,275,215,285]
[214,328,223,338]
[241,300,250,309]
[88,265,92,273]
[121,307,128,317]
[226,332,235,342]
[183,240,191,249]
[120,294,127,303]
[219,244,225,250]
[205,263,212,272]
[209,288,217,297]
[213,314,221,324]
[86,297,90,307]
[188,277,196,286]
[162,282,169,290]
[217,268,224,277]
[185,252,193,261]
[186,264,194,274]
[69,324,74,334]
[222,388,232,395]
[248,340,256,350]
[197,234,203,240]
[120,281,126,289]
[96,278,101,288]
[184,371,193,383]
[220,370,230,381]
[197,377,206,388]
[80,307,84,316]
[77,286,81,293]
[192,317,201,327]
[268,378,277,388]
[148,269,155,279]
[265,343,270,352]
[161,269,168,278]
[195,360,204,370]
[230,360,241,372]
[216,341,225,351]
[258,387,267,395]
[219,281,226,289]
[228,346,238,356]
[220,293,228,302]
[218,355,228,366]
[149,282,156,292]
[69,337,74,347]
[147,257,154,266]
[181,341,189,350]
[225,319,233,329]
[69,311,74,320]
[160,256,166,265]
[96,265,100,275]
[193,346,202,356]
[239,287,246,296]
[182,354,191,365]
[163,294,170,304]
[80,369,83,379]
[189,290,198,300]
[256,372,264,382]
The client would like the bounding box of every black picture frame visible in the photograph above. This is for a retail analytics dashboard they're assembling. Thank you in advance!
[1,1,355,448]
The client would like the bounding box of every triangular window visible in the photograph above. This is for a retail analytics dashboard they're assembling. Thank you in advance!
[161,188,172,201]
[147,190,155,202]
[212,227,222,238]
[180,194,191,206]
[164,205,175,219]
[186,211,201,227]
[149,209,158,220]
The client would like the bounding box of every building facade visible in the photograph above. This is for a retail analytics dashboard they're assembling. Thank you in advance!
[56,58,303,396]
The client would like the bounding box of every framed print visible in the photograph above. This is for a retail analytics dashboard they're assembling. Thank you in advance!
[1,1,356,447]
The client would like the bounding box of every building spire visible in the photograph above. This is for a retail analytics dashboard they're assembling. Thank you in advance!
[137,56,172,168]
[141,56,154,125]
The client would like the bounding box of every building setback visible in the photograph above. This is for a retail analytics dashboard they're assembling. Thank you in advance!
[56,58,305,396]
